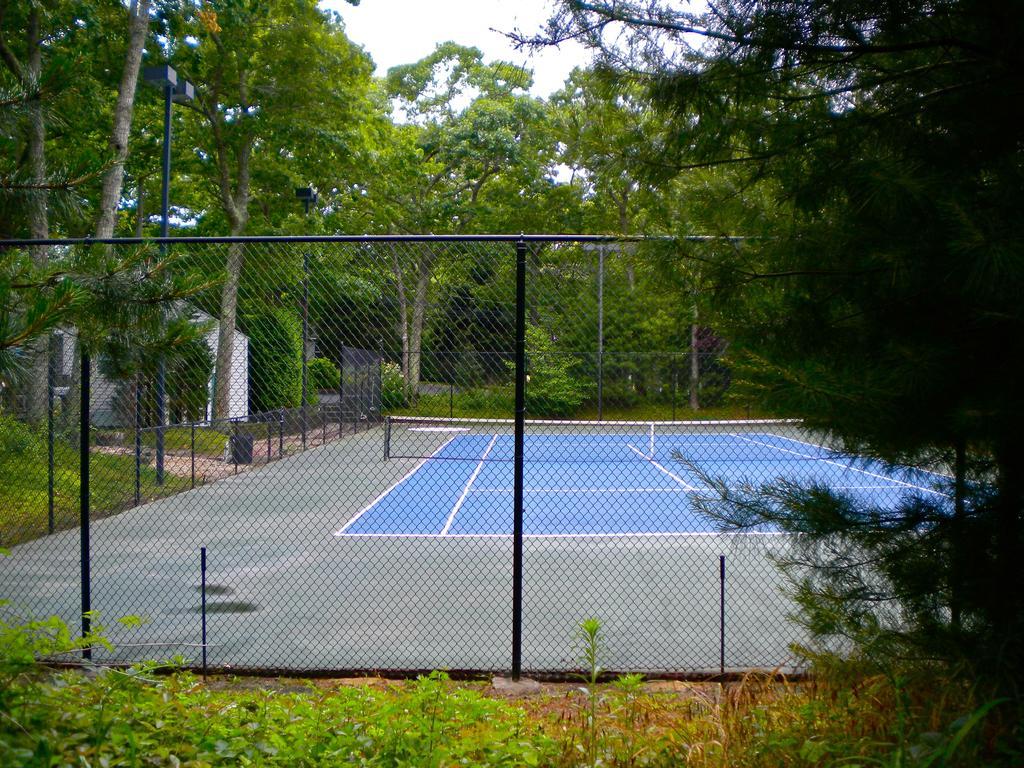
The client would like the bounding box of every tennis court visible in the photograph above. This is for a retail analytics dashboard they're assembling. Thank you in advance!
[338,417,947,537]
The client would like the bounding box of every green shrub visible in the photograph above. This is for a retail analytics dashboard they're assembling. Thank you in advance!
[524,326,588,418]
[381,361,406,409]
[599,379,641,409]
[309,357,340,391]
[460,385,513,415]
[0,415,40,459]
[244,307,302,413]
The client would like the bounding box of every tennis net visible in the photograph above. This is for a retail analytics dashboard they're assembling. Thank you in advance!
[383,416,805,464]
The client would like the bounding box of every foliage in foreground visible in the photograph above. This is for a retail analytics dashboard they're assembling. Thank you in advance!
[0,613,1019,767]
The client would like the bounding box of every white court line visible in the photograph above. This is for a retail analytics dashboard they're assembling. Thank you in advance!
[440,434,499,535]
[732,434,948,497]
[334,436,459,535]
[627,444,699,490]
[471,484,903,493]
[335,531,791,539]
[472,487,689,493]
[761,432,954,481]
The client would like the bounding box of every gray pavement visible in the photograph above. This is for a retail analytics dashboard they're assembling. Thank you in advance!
[0,426,807,674]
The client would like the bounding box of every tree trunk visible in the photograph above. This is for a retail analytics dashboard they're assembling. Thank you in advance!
[390,251,411,393]
[134,180,145,236]
[207,73,252,419]
[406,249,434,397]
[23,8,49,425]
[213,239,245,418]
[94,0,151,240]
[993,441,1024,636]
[689,313,700,412]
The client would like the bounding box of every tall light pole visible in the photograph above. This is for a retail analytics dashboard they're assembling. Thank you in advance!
[143,65,194,485]
[295,187,317,450]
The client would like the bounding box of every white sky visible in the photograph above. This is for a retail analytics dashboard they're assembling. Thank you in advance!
[323,0,593,98]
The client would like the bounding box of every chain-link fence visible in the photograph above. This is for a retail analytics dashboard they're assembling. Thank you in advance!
[0,236,944,676]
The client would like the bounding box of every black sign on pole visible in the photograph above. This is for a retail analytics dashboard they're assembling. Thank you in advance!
[512,238,527,681]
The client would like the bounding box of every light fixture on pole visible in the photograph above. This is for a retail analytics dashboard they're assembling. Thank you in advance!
[295,186,318,214]
[295,187,317,449]
[143,64,195,485]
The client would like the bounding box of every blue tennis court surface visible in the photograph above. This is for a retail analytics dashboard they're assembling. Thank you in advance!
[337,427,947,537]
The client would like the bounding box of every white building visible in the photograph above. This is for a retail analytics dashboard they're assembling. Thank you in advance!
[54,308,248,427]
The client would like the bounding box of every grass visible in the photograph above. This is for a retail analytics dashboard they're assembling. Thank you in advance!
[0,417,197,547]
[141,425,228,456]
[388,386,772,423]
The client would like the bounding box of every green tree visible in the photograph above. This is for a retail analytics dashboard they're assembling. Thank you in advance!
[534,1,1024,682]
[379,43,555,396]
[155,0,372,418]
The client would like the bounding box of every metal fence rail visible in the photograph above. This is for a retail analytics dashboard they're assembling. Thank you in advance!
[0,235,936,676]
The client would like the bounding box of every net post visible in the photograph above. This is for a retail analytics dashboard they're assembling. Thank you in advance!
[512,238,527,681]
[384,415,392,461]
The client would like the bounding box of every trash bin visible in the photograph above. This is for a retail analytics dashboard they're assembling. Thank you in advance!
[229,433,254,464]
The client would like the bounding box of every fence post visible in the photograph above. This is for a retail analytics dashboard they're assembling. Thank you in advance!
[672,356,678,422]
[719,554,726,676]
[338,349,344,439]
[191,421,196,489]
[512,238,527,680]
[278,408,284,457]
[80,351,92,660]
[134,374,142,506]
[301,251,309,451]
[201,546,208,680]
[47,333,55,534]
[597,243,604,422]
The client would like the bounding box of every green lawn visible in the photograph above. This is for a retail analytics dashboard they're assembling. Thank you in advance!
[388,388,771,423]
[0,419,194,547]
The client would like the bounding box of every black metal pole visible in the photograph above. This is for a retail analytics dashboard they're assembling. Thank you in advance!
[596,244,604,422]
[134,375,141,506]
[278,408,284,457]
[301,251,309,451]
[338,349,344,439]
[80,352,92,660]
[47,334,54,534]
[155,82,172,487]
[512,239,527,681]
[672,357,678,422]
[719,554,726,676]
[201,546,208,680]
